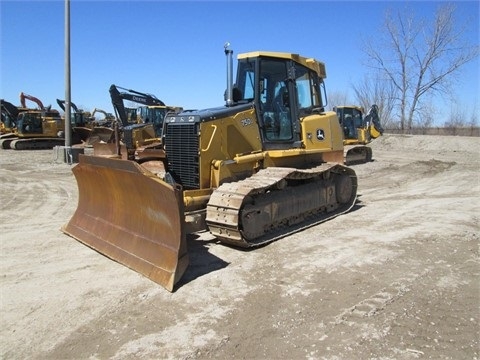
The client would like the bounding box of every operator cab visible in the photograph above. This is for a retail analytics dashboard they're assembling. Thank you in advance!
[235,53,327,150]
[137,106,168,136]
[335,106,364,140]
[16,110,62,135]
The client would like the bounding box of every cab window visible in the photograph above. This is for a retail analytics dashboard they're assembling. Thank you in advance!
[258,59,293,141]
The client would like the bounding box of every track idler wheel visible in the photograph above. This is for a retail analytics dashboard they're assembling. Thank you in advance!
[335,174,354,204]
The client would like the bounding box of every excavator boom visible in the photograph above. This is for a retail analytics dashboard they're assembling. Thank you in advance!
[20,92,44,109]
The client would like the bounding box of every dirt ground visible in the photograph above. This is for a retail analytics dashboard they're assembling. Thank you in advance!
[1,134,479,360]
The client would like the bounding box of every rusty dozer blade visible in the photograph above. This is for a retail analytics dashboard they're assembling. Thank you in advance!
[62,155,188,292]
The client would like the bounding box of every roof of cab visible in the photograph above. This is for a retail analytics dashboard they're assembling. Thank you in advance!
[237,51,326,78]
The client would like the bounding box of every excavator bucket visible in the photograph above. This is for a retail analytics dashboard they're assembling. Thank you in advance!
[62,155,188,292]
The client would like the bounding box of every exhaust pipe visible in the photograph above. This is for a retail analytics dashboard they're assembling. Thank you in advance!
[224,42,233,107]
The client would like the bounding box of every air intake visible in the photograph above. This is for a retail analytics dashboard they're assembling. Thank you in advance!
[164,122,199,189]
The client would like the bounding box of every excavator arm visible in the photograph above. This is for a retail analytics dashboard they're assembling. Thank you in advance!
[109,84,165,127]
[20,92,44,110]
[91,108,113,119]
[56,99,79,113]
[1,99,20,119]
[1,99,20,132]
[364,104,384,138]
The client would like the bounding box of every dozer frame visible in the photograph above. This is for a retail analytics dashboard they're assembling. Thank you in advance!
[63,46,358,291]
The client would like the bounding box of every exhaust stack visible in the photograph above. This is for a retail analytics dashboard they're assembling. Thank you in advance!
[224,42,233,107]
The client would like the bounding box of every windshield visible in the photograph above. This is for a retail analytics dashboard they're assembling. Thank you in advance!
[138,106,166,136]
[236,58,256,101]
[17,112,43,134]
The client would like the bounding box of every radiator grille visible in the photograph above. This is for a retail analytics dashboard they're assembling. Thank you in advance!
[164,122,199,189]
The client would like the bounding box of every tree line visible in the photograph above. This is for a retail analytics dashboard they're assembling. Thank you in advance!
[328,3,479,132]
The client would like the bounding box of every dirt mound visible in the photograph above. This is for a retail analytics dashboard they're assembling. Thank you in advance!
[372,133,479,153]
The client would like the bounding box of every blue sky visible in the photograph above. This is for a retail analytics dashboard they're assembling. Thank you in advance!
[1,1,478,125]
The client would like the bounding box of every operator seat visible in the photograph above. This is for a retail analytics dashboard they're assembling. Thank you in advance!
[273,86,288,112]
[272,86,292,140]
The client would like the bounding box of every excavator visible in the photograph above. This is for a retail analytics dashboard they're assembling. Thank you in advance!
[1,99,23,135]
[91,108,116,127]
[56,99,94,127]
[56,99,115,146]
[0,92,72,150]
[107,84,182,155]
[334,104,384,164]
[62,46,358,292]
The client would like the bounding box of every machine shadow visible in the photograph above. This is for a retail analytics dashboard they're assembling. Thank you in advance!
[175,233,230,289]
[175,196,364,290]
[351,194,365,212]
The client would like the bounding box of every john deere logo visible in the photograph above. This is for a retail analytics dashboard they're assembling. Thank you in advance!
[317,129,325,140]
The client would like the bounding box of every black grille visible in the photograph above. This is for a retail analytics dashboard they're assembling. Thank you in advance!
[164,122,199,189]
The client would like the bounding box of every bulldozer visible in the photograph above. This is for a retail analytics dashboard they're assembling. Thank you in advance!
[62,46,358,292]
[334,104,384,165]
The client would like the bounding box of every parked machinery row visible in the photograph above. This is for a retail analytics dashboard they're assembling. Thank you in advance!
[0,85,182,151]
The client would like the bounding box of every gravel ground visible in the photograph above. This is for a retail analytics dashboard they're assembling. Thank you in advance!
[1,134,479,359]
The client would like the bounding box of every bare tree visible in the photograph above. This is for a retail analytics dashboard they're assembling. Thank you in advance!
[327,90,351,110]
[444,105,469,135]
[352,74,398,129]
[413,101,435,130]
[363,3,479,131]
[444,105,468,127]
[468,105,479,128]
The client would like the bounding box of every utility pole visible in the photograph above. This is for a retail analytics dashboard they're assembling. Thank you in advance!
[64,0,71,154]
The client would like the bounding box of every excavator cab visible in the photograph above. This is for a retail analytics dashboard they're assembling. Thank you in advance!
[137,105,172,137]
[335,106,364,141]
[16,109,63,137]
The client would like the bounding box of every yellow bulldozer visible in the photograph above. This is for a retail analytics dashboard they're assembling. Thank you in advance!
[62,46,358,291]
[334,104,384,164]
